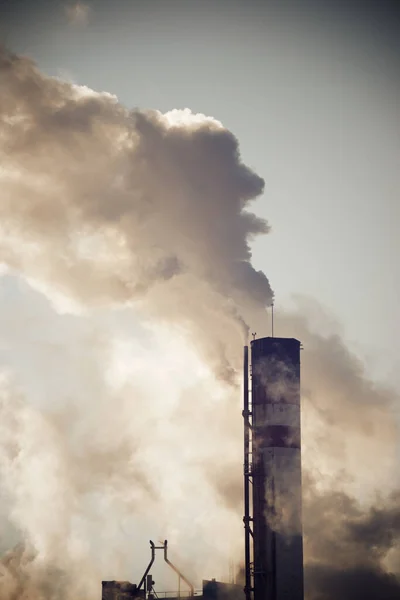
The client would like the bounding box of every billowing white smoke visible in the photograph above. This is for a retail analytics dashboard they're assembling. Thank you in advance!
[0,46,272,378]
[1,47,400,600]
[0,303,245,598]
[0,46,272,598]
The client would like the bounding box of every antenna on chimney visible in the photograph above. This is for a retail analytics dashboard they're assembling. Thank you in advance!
[271,302,274,338]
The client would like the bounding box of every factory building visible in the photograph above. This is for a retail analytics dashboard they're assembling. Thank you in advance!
[103,336,304,600]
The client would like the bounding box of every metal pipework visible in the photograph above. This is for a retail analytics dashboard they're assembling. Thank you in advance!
[163,540,194,597]
[243,345,252,600]
[138,540,194,597]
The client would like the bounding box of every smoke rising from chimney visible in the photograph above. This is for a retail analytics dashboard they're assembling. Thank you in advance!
[0,45,272,377]
[0,47,399,599]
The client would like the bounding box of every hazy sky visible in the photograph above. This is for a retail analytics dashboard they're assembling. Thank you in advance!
[1,0,399,386]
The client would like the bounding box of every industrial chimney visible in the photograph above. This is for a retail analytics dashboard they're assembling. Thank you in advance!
[243,337,304,600]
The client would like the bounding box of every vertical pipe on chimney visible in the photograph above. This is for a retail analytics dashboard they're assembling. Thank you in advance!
[243,346,251,600]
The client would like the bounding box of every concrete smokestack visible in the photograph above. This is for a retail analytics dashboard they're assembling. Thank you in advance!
[250,337,303,600]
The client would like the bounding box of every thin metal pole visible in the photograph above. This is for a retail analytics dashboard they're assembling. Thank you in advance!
[243,346,251,600]
[271,303,274,338]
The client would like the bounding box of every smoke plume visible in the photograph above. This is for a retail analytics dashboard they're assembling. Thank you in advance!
[304,481,400,600]
[0,47,399,600]
[0,45,272,378]
[267,309,400,599]
[0,44,271,597]
[220,306,400,599]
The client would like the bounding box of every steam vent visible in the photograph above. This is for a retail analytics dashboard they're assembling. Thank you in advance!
[244,338,304,600]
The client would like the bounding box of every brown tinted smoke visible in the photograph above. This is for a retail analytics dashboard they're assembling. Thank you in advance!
[222,309,400,599]
[0,47,399,599]
[0,45,272,380]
